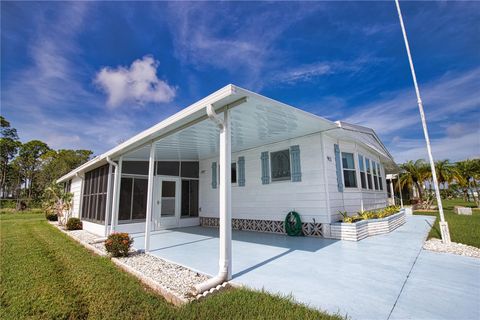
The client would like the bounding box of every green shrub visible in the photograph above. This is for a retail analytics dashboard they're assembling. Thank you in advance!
[46,213,58,221]
[341,206,401,223]
[66,217,82,230]
[105,233,133,257]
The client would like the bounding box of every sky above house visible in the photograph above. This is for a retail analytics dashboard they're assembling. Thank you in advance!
[1,1,479,163]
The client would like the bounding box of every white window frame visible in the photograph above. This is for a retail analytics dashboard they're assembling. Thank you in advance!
[269,149,292,183]
[341,151,358,189]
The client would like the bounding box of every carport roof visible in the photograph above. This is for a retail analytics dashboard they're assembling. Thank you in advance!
[58,84,395,182]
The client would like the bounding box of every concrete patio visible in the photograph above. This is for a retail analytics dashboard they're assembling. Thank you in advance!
[132,216,480,320]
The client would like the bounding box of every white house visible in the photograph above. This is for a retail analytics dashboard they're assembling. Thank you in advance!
[58,84,396,284]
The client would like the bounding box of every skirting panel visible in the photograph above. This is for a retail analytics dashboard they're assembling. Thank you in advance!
[199,217,323,237]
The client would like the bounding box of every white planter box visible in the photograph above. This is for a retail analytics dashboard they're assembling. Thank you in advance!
[454,206,472,215]
[329,209,406,241]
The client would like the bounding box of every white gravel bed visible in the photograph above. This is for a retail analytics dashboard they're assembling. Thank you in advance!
[118,253,209,299]
[68,229,103,244]
[424,238,480,258]
[66,230,107,254]
[61,227,210,300]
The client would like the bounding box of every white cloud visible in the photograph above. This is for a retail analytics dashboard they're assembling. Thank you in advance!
[164,2,325,90]
[343,68,480,135]
[271,56,378,85]
[95,56,176,107]
[390,131,480,163]
[446,123,470,138]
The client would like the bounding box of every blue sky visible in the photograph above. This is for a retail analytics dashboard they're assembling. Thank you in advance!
[1,1,479,163]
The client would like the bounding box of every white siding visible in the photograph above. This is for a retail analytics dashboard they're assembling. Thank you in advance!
[199,134,330,224]
[70,176,82,218]
[325,135,388,222]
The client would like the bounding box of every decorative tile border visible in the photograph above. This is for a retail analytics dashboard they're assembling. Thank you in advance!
[329,209,406,241]
[199,217,323,237]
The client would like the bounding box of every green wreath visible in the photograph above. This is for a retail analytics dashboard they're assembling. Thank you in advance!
[285,211,302,236]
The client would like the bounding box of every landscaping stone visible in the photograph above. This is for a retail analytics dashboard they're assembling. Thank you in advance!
[61,227,210,301]
[423,238,480,258]
[454,206,472,215]
[119,253,209,299]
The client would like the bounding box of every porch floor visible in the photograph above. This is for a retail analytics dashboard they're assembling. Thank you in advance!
[131,216,479,320]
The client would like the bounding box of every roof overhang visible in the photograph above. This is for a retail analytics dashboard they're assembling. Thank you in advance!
[58,84,337,182]
[332,121,398,173]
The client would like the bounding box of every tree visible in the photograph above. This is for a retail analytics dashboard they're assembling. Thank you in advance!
[37,149,92,190]
[398,159,430,201]
[16,140,50,199]
[42,182,73,225]
[0,116,21,197]
[455,159,480,206]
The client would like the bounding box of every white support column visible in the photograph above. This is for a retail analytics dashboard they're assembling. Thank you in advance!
[104,163,113,237]
[389,178,396,206]
[144,143,156,253]
[398,175,404,208]
[219,109,232,280]
[110,156,123,233]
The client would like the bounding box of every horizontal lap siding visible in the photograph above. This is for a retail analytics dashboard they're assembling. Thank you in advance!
[199,134,330,223]
[71,176,82,218]
[326,137,389,221]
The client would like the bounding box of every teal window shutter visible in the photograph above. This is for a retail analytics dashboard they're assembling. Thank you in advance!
[260,152,270,184]
[238,156,245,186]
[290,145,301,182]
[211,162,217,189]
[334,144,344,192]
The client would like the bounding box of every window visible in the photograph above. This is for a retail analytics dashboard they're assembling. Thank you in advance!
[372,161,379,190]
[157,161,180,176]
[377,163,383,190]
[118,177,148,222]
[216,163,237,184]
[271,149,291,181]
[181,180,199,217]
[181,162,199,178]
[341,152,357,188]
[358,155,367,189]
[231,163,237,184]
[81,165,109,223]
[365,159,373,189]
[123,161,148,175]
[64,179,72,193]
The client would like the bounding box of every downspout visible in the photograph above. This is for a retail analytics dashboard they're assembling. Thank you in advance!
[106,157,118,234]
[193,104,229,295]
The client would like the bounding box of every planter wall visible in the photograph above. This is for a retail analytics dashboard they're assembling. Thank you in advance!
[330,209,406,241]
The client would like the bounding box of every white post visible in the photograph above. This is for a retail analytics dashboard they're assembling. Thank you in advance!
[389,178,396,206]
[104,163,113,237]
[110,156,123,233]
[144,143,156,253]
[395,0,450,243]
[397,175,404,208]
[219,109,232,280]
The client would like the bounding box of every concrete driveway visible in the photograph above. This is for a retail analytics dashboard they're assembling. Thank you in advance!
[132,216,480,320]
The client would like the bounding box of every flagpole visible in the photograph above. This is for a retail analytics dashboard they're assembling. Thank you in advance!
[394,0,451,243]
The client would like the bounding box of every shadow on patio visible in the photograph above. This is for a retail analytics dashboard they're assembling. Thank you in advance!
[131,226,338,278]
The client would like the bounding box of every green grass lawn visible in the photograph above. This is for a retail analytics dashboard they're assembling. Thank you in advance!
[413,198,480,248]
[0,211,341,320]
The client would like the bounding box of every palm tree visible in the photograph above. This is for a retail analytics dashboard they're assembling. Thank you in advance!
[435,160,451,189]
[455,159,480,206]
[398,159,430,201]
